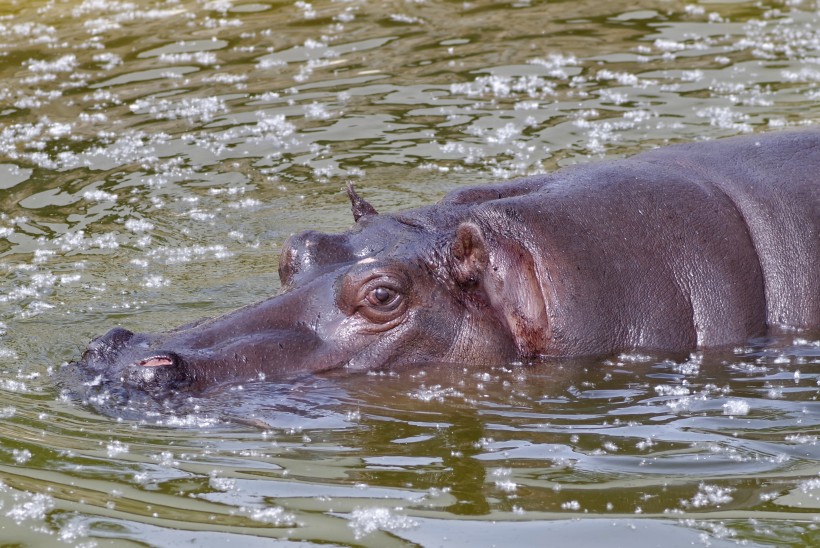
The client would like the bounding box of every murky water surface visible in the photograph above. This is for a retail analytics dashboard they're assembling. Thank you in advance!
[0,0,818,545]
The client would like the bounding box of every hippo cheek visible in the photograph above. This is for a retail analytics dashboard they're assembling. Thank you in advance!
[335,310,463,372]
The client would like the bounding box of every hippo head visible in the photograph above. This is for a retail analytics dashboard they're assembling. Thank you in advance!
[77,184,526,396]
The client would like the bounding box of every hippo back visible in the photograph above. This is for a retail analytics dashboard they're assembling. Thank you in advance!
[638,131,820,328]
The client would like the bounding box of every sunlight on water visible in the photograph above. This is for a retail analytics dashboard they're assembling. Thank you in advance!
[0,0,817,545]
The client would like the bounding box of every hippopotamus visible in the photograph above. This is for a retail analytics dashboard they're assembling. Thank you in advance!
[77,130,820,394]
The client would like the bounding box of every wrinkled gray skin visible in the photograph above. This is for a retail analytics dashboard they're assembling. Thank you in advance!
[78,130,820,394]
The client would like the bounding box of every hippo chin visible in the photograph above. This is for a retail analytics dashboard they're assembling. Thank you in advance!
[77,130,820,394]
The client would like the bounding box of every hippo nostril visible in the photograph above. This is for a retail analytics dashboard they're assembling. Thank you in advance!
[93,327,135,349]
[81,327,136,365]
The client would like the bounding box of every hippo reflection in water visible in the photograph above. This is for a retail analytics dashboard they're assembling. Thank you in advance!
[77,131,820,394]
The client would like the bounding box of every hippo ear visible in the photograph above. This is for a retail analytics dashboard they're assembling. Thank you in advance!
[452,222,489,285]
[346,182,379,222]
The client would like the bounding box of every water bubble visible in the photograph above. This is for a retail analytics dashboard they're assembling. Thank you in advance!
[560,500,581,510]
[681,483,735,509]
[12,449,32,464]
[348,507,417,539]
[6,492,54,524]
[106,441,129,458]
[723,399,750,416]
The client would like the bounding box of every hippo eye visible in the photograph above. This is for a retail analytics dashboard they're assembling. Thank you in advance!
[355,278,408,326]
[338,267,410,328]
[367,286,397,307]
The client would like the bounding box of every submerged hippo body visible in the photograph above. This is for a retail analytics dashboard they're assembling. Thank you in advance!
[79,131,820,393]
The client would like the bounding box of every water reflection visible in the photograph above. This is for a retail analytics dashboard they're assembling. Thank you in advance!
[54,338,820,533]
[0,0,818,545]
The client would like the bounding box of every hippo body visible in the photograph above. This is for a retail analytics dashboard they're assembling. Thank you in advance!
[79,130,820,393]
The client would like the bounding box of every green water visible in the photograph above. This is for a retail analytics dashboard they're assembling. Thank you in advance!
[0,0,818,545]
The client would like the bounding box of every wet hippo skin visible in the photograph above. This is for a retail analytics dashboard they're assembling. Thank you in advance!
[77,130,820,393]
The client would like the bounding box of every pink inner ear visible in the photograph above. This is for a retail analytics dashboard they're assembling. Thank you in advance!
[138,357,174,367]
[484,238,551,357]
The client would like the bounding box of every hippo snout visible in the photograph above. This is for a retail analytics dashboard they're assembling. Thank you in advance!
[82,327,136,362]
[75,311,334,395]
[78,327,191,393]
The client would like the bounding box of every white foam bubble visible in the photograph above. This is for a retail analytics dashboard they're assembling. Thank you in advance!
[722,399,750,416]
[348,507,417,539]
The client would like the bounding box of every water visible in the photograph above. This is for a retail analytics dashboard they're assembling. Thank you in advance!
[0,0,818,545]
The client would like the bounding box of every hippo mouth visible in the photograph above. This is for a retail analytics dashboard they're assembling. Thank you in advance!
[120,351,192,393]
[137,355,176,368]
